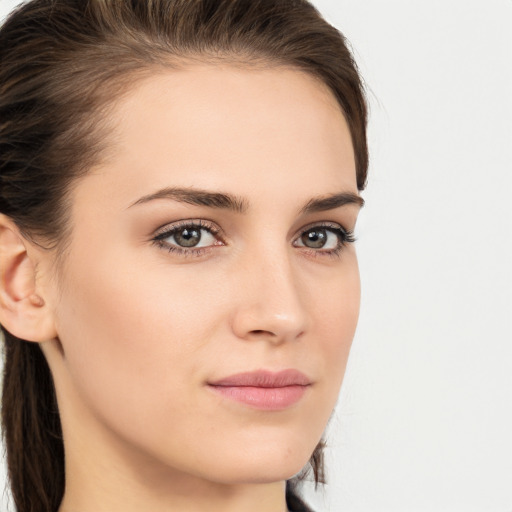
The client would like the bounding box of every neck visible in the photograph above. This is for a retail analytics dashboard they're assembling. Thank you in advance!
[59,470,288,512]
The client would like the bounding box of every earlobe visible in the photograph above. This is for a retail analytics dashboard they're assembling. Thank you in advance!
[0,214,57,343]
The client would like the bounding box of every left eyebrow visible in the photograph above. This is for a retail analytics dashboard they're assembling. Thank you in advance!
[299,192,365,214]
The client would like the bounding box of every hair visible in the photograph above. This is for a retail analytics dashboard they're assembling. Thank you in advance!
[0,1,368,510]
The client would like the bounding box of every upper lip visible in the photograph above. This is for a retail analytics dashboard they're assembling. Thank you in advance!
[208,369,311,388]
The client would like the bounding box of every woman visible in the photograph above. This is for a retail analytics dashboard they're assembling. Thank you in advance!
[0,1,368,511]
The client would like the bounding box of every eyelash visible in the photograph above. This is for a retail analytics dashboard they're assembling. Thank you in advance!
[151,219,356,258]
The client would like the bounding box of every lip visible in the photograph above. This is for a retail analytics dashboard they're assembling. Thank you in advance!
[207,369,311,411]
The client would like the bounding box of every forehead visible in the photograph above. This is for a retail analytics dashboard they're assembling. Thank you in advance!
[86,64,357,205]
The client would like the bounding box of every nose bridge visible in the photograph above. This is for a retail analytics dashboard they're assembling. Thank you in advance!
[231,240,308,342]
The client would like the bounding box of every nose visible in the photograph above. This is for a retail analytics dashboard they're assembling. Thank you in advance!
[230,248,309,344]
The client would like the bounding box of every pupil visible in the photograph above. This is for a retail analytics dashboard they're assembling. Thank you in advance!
[175,228,201,247]
[302,229,327,248]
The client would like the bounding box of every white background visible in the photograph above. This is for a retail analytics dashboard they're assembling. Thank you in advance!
[1,0,511,511]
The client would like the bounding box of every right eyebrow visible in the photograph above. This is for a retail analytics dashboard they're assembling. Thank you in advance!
[128,187,248,213]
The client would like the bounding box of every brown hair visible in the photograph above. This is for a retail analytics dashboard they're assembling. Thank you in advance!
[0,1,368,510]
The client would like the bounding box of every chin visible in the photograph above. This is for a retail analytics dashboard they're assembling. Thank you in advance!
[194,443,317,485]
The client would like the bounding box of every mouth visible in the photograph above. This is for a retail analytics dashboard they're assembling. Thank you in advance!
[207,369,312,411]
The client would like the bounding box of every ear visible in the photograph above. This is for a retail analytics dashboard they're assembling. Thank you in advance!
[0,214,57,342]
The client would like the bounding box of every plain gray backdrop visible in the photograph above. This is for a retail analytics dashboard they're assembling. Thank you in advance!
[1,0,511,511]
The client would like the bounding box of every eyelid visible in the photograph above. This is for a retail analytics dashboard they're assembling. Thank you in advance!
[294,220,353,239]
[152,218,223,240]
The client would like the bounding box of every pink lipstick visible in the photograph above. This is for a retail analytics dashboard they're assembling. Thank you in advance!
[207,369,311,411]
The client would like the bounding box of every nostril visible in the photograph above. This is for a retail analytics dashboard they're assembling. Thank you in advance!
[250,329,274,336]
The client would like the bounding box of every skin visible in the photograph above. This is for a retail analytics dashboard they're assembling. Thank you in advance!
[0,64,362,512]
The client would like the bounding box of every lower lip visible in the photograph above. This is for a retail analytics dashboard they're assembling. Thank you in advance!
[208,385,308,410]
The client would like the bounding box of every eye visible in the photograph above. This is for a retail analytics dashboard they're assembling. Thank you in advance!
[166,226,215,248]
[152,220,222,254]
[298,228,338,249]
[293,223,355,255]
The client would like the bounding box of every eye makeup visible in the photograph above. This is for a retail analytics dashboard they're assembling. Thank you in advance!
[151,219,225,258]
[151,218,356,259]
[293,221,356,259]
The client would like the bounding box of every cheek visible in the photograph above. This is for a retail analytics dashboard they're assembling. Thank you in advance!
[53,248,224,430]
[311,254,360,392]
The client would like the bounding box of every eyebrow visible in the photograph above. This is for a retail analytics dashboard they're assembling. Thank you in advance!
[299,192,364,214]
[129,187,364,213]
[129,187,248,213]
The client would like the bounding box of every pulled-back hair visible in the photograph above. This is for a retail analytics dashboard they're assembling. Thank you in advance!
[0,1,368,510]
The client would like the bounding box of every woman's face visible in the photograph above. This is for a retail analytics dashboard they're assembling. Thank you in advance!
[42,64,362,485]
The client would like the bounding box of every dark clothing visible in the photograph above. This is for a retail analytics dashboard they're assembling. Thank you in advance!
[286,488,314,512]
